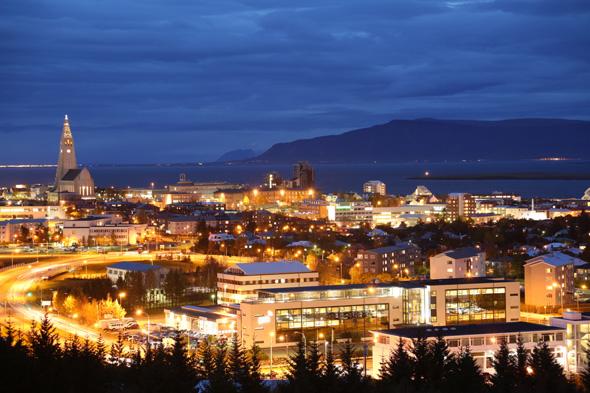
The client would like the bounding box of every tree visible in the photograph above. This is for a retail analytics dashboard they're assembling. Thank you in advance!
[206,341,236,393]
[449,347,485,393]
[285,337,316,393]
[379,338,414,393]
[490,339,515,393]
[514,334,530,392]
[339,342,364,393]
[427,335,454,392]
[228,334,250,387]
[244,343,267,393]
[167,331,197,393]
[529,340,569,393]
[411,336,429,391]
[196,337,215,379]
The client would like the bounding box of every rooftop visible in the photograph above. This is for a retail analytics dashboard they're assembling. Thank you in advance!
[225,261,311,276]
[440,246,482,259]
[258,277,513,295]
[525,251,587,267]
[108,261,163,272]
[61,168,82,181]
[373,322,564,338]
[364,243,417,254]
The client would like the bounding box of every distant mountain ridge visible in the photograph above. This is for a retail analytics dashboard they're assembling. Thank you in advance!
[251,118,590,163]
[217,148,257,162]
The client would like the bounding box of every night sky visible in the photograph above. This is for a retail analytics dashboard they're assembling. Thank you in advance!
[1,0,589,164]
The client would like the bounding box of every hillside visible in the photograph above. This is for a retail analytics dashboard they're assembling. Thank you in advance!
[251,118,590,163]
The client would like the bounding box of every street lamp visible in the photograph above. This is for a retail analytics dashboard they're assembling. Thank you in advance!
[118,292,127,309]
[269,331,275,378]
[136,309,150,345]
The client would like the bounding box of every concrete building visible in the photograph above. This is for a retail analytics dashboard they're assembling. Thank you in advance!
[429,247,486,280]
[356,243,421,277]
[524,252,586,309]
[292,161,315,188]
[0,218,48,243]
[446,193,476,220]
[372,322,566,377]
[106,261,169,287]
[0,205,65,221]
[363,180,386,196]
[62,215,147,246]
[371,204,445,227]
[51,115,95,201]
[165,305,237,335]
[550,311,590,374]
[216,261,319,304]
[237,277,520,348]
[326,201,373,226]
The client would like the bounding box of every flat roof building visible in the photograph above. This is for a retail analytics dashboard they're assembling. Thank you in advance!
[371,322,566,377]
[237,277,520,348]
[429,246,486,280]
[216,261,319,305]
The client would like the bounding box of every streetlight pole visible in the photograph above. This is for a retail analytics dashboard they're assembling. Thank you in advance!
[269,331,274,378]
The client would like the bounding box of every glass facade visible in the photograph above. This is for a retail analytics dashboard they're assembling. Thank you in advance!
[275,303,389,342]
[403,288,425,324]
[445,287,506,325]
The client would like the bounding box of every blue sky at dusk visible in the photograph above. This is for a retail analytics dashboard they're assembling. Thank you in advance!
[1,0,589,163]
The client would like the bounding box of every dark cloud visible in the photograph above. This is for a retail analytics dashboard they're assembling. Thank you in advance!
[0,0,589,163]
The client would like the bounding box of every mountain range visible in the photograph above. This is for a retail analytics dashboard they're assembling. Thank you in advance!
[245,118,590,163]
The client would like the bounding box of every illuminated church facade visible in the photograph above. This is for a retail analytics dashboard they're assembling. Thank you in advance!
[49,115,95,202]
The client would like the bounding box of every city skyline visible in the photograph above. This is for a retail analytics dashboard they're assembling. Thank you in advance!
[2,0,590,163]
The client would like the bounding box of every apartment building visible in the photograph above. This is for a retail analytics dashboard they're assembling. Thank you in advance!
[429,246,486,279]
[356,243,421,277]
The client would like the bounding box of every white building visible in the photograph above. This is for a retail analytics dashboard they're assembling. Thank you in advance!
[238,277,520,349]
[326,201,373,226]
[62,215,147,246]
[217,261,319,304]
[429,247,486,280]
[0,218,48,243]
[164,305,237,335]
[550,311,590,374]
[106,261,169,287]
[371,322,566,377]
[363,180,386,196]
[0,205,65,221]
[372,204,445,227]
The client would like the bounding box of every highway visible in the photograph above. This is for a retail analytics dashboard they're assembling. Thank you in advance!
[0,253,145,343]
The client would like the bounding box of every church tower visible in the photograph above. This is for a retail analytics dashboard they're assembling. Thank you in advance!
[55,114,78,186]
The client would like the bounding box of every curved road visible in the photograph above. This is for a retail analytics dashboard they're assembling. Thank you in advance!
[0,253,145,343]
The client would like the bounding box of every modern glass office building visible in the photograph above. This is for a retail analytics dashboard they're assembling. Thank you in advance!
[237,278,520,348]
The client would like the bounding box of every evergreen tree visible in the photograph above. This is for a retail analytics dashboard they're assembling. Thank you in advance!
[28,313,61,363]
[322,342,339,392]
[196,337,216,379]
[168,331,198,393]
[411,336,429,391]
[110,330,126,366]
[427,335,454,392]
[228,334,250,389]
[529,340,570,393]
[306,340,322,382]
[285,337,315,393]
[490,339,516,393]
[243,343,267,393]
[339,342,364,393]
[514,334,530,392]
[379,338,414,393]
[449,347,485,393]
[206,341,236,393]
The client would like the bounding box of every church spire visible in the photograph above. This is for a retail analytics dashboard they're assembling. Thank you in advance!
[54,115,78,186]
